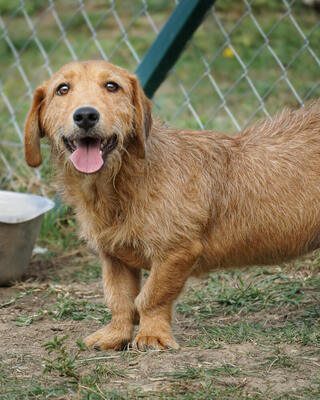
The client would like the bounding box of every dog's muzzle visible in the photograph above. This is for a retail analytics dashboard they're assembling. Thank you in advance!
[62,133,118,174]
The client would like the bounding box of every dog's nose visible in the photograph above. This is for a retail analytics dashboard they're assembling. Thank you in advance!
[73,107,100,130]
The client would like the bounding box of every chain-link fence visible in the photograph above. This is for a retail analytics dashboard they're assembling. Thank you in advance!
[1,0,320,194]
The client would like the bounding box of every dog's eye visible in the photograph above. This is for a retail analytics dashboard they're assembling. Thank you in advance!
[56,83,70,96]
[105,82,119,93]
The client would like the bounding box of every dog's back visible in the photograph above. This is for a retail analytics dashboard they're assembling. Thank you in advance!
[197,102,320,273]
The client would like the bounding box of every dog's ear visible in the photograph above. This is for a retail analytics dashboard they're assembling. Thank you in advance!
[130,75,152,158]
[24,86,46,167]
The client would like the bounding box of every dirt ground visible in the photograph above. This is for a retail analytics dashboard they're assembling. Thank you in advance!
[0,253,319,399]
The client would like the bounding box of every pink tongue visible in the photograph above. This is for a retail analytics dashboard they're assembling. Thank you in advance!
[70,138,103,174]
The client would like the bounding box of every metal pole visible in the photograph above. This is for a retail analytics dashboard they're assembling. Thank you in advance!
[136,0,216,98]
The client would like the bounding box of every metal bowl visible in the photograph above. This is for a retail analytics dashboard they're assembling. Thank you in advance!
[0,191,54,285]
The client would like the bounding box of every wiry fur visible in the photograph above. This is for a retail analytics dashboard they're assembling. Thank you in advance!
[25,60,320,351]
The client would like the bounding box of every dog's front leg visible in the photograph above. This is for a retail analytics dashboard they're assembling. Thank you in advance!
[133,241,203,351]
[84,253,140,350]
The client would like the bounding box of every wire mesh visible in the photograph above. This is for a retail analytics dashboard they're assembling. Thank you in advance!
[1,0,320,193]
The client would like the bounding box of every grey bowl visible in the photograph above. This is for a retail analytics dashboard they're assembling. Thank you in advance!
[0,191,54,285]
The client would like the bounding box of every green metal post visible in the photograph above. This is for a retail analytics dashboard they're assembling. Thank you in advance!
[136,0,216,98]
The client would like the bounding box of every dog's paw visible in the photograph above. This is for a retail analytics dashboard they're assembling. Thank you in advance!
[84,324,133,351]
[132,330,180,351]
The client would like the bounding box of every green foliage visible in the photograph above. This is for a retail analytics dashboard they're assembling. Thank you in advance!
[13,311,43,326]
[39,207,80,252]
[165,364,240,380]
[49,293,111,323]
[214,0,301,12]
[42,335,80,380]
[0,0,47,16]
[0,289,34,309]
[188,319,320,348]
[40,335,130,399]
[177,270,320,319]
[71,262,102,282]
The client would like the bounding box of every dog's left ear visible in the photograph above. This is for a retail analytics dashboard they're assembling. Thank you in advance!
[24,85,46,168]
[130,75,152,158]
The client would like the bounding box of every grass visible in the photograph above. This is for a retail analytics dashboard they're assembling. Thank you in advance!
[39,205,80,253]
[188,320,320,347]
[42,335,83,379]
[164,364,240,380]
[49,293,111,323]
[1,250,319,399]
[0,288,34,308]
[176,269,320,319]
[177,262,320,350]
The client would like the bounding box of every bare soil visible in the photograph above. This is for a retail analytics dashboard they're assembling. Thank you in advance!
[0,255,319,399]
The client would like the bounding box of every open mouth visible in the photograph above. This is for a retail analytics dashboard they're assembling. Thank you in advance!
[62,134,118,174]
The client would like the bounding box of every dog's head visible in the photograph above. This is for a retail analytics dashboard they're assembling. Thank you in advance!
[24,60,152,174]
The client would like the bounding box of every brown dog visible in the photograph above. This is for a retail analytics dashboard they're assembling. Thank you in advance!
[24,60,320,351]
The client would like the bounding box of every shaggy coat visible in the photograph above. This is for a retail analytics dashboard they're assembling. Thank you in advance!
[25,60,320,350]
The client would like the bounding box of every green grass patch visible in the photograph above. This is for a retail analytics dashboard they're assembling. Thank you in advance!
[164,364,240,380]
[49,293,111,324]
[177,268,320,319]
[0,288,34,309]
[39,207,80,253]
[188,319,320,348]
[70,262,102,282]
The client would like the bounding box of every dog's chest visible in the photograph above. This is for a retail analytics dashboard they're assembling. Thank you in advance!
[77,206,152,269]
[110,244,151,270]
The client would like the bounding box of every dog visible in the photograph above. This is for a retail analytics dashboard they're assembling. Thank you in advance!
[24,60,320,351]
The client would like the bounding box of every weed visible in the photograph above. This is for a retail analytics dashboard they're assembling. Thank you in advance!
[71,262,102,282]
[13,310,44,326]
[165,364,240,380]
[177,268,320,320]
[94,364,127,378]
[39,207,80,253]
[40,336,131,399]
[265,354,296,371]
[42,335,81,380]
[0,289,34,309]
[49,293,111,323]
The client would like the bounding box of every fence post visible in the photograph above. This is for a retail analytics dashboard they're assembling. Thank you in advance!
[136,0,216,98]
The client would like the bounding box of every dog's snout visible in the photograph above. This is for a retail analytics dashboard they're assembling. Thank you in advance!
[73,107,100,130]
